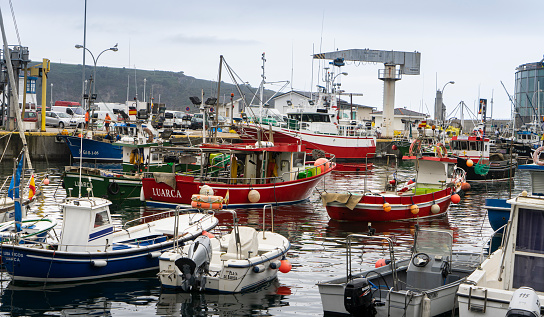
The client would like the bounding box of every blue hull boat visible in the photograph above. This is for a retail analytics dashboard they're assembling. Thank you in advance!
[60,135,122,161]
[0,197,218,284]
[485,198,511,232]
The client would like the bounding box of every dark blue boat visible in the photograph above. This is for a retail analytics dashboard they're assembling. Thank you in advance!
[60,134,122,162]
[0,197,218,284]
[485,198,511,232]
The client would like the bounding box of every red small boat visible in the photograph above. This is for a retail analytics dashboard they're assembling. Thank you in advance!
[321,156,466,222]
[142,142,335,209]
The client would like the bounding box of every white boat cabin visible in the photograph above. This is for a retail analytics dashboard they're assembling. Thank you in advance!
[450,135,490,159]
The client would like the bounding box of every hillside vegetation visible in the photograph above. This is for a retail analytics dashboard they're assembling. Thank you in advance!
[41,63,275,112]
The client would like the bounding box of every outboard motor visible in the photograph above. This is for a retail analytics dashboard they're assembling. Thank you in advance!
[344,278,376,317]
[174,235,212,291]
[506,287,540,317]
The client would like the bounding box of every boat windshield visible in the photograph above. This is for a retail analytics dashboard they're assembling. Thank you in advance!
[414,229,453,257]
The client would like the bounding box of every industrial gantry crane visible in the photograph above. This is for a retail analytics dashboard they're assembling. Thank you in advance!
[314,49,421,138]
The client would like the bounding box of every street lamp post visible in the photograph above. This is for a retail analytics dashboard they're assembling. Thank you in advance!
[50,83,53,108]
[75,44,118,99]
[434,81,455,122]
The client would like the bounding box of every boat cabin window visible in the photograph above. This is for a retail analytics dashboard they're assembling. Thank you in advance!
[414,230,453,257]
[292,152,305,168]
[515,208,544,254]
[299,114,331,123]
[447,164,455,178]
[513,208,544,291]
[94,210,110,228]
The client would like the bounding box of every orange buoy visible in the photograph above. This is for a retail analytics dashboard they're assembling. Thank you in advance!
[78,133,82,138]
[383,203,391,212]
[410,204,419,215]
[279,259,292,273]
[451,194,461,204]
[375,258,388,268]
[314,158,328,173]
[461,182,471,191]
[392,144,398,150]
[202,230,215,239]
[466,159,474,167]
[43,178,50,185]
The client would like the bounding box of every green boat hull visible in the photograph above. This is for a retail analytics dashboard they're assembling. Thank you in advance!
[63,171,143,207]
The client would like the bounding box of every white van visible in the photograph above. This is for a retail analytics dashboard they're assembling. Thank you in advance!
[51,105,85,127]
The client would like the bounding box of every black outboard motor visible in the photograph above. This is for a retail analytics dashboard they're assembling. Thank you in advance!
[344,278,376,317]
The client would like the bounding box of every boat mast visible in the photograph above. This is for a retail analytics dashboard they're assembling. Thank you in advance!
[0,7,32,171]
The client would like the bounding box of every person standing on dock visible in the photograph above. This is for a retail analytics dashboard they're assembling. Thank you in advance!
[376,126,382,139]
[85,110,89,129]
[105,113,111,133]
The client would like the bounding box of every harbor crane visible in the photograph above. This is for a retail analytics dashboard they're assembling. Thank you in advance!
[314,49,421,138]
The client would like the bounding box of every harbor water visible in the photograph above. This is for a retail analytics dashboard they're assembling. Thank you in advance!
[0,160,527,316]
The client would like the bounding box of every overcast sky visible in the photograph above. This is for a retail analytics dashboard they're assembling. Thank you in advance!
[2,0,543,119]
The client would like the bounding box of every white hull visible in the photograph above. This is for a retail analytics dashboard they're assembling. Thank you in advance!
[158,230,290,293]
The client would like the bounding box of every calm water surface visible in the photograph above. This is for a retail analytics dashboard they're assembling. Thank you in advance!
[0,160,528,316]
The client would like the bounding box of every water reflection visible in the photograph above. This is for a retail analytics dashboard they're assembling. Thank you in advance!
[0,275,160,316]
[156,280,287,316]
[0,160,531,317]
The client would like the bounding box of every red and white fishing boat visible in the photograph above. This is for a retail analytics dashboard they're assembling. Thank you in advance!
[236,112,376,160]
[141,142,335,209]
[321,156,467,222]
[235,54,375,161]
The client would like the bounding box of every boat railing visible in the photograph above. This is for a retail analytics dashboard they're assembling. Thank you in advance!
[346,233,398,290]
[481,223,508,258]
[262,204,274,237]
[122,208,195,230]
[146,154,334,185]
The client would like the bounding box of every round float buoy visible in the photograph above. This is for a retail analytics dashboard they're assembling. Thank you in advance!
[200,185,214,195]
[43,178,50,185]
[279,259,292,273]
[389,179,396,185]
[461,182,471,191]
[78,133,82,138]
[466,159,474,167]
[375,258,391,268]
[410,204,419,215]
[431,204,440,214]
[314,158,328,173]
[521,190,528,197]
[248,189,260,203]
[392,144,398,150]
[451,194,461,204]
[383,203,391,212]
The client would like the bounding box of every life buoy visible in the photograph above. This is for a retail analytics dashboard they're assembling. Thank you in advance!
[409,139,422,156]
[143,128,153,143]
[190,201,223,210]
[436,143,448,158]
[108,181,120,195]
[533,146,544,166]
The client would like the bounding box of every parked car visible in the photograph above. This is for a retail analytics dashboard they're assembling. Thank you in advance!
[22,111,38,122]
[45,111,78,128]
[189,117,203,130]
[181,114,192,129]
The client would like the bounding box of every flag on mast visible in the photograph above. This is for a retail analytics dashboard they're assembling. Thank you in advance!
[28,175,36,200]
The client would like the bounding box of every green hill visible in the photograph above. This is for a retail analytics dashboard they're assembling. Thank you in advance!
[40,62,275,113]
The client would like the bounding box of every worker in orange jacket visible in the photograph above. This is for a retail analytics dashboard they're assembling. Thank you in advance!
[105,113,111,133]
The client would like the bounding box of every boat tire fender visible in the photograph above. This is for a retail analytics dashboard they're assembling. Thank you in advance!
[409,139,422,156]
[533,146,544,166]
[436,142,448,158]
[108,181,120,195]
